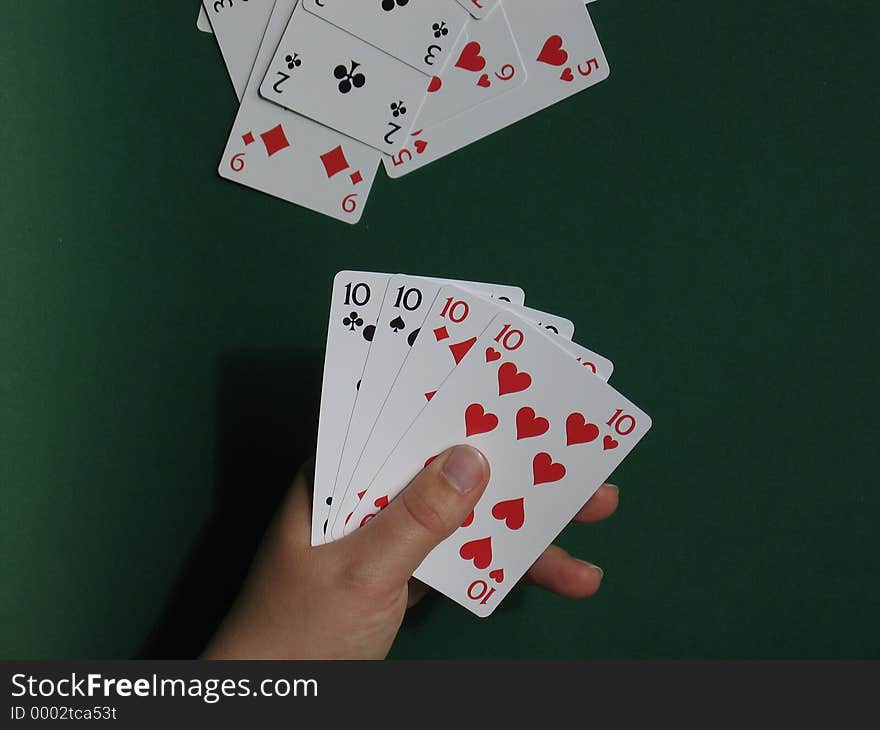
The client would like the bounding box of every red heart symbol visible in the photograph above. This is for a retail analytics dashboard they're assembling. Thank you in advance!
[373,495,389,510]
[414,139,428,154]
[603,435,619,451]
[492,497,525,531]
[424,454,439,467]
[449,336,477,364]
[566,413,600,446]
[424,390,436,401]
[455,41,487,72]
[498,362,532,396]
[516,407,549,440]
[477,73,490,88]
[560,67,574,82]
[459,536,492,569]
[537,35,569,67]
[427,75,442,93]
[533,452,566,486]
[465,403,499,437]
[485,347,502,362]
[489,568,505,583]
[357,490,366,499]
[461,510,474,528]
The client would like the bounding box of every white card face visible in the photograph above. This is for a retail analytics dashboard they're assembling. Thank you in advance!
[197,5,212,34]
[343,286,612,535]
[326,277,526,541]
[383,0,609,176]
[218,1,382,224]
[311,272,393,546]
[302,0,469,77]
[360,312,651,616]
[202,0,276,101]
[455,0,499,20]
[259,4,432,154]
[413,4,527,130]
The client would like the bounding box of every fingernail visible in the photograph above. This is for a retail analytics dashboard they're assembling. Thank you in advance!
[441,445,488,494]
[577,560,604,580]
[605,484,619,493]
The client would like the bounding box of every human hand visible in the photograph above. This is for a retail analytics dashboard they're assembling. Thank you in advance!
[203,445,618,660]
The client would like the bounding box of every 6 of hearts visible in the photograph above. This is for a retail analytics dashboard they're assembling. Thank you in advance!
[198,0,606,224]
[301,271,651,617]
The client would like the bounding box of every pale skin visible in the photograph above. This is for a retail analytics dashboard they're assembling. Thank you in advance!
[203,444,619,660]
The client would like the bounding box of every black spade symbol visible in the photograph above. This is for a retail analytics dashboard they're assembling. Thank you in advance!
[362,324,376,342]
[389,316,406,333]
[407,327,421,347]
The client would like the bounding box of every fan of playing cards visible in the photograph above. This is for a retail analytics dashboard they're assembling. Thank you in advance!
[309,273,651,617]
[197,0,606,224]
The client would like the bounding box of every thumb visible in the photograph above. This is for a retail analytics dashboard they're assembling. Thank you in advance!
[344,445,490,586]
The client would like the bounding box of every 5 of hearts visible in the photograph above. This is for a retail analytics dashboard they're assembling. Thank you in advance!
[310,272,651,617]
[199,0,607,223]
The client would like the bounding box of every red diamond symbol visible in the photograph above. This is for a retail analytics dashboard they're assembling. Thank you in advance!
[349,170,363,185]
[424,390,437,402]
[433,326,449,341]
[320,145,350,179]
[260,124,290,156]
[242,131,255,146]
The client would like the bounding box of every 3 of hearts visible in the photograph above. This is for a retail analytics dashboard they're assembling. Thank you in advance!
[312,272,651,617]
[197,0,608,224]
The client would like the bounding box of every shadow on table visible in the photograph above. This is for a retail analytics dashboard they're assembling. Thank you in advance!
[137,349,322,658]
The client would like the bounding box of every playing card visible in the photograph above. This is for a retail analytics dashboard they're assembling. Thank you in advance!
[311,271,393,546]
[455,0,499,20]
[413,3,527,131]
[259,3,433,154]
[302,0,469,77]
[342,285,613,536]
[384,0,609,176]
[202,0,275,101]
[357,312,651,616]
[218,0,382,224]
[325,276,526,541]
[197,5,212,34]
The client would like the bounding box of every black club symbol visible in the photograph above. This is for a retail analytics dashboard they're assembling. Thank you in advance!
[334,61,366,94]
[343,311,364,331]
[381,0,409,11]
[285,53,302,70]
[432,22,448,39]
[390,101,407,118]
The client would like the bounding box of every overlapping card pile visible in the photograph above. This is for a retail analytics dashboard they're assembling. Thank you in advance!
[310,272,651,617]
[197,0,607,224]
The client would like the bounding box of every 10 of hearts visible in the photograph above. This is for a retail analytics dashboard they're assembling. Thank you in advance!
[311,272,652,617]
[198,0,608,223]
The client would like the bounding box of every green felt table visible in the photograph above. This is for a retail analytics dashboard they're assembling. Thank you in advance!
[1,2,878,658]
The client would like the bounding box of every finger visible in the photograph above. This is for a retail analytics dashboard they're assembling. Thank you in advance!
[572,484,619,524]
[344,445,490,586]
[525,545,603,599]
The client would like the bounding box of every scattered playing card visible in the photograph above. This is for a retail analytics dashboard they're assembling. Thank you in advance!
[197,5,212,34]
[302,0,470,77]
[455,0,500,21]
[413,2,527,131]
[259,3,433,154]
[218,0,382,224]
[385,0,609,177]
[202,0,275,100]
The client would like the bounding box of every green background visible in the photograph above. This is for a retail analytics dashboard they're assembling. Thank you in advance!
[2,2,878,659]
